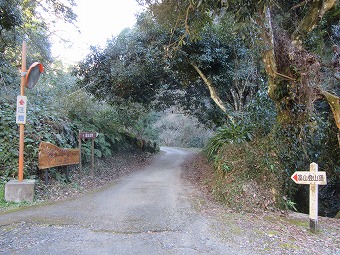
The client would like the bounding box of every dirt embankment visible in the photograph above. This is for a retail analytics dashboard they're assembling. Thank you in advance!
[182,152,340,255]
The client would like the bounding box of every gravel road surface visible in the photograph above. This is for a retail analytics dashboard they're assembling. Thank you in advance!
[0,147,245,254]
[0,147,339,255]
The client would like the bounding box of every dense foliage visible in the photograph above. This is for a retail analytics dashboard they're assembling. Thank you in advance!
[0,62,159,180]
[1,0,77,180]
[0,1,158,181]
[73,12,263,126]
[0,0,77,94]
[0,96,78,179]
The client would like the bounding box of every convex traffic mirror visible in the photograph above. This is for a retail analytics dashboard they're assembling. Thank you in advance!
[25,62,44,89]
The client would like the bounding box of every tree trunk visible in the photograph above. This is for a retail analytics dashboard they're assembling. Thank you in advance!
[322,91,340,129]
[259,6,299,124]
[258,2,340,151]
[292,0,337,49]
[259,3,335,124]
[261,6,279,102]
[189,61,234,122]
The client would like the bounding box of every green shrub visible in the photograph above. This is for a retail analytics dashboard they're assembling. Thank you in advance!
[245,87,276,136]
[205,138,285,212]
[0,63,159,182]
[205,121,253,161]
[0,97,80,179]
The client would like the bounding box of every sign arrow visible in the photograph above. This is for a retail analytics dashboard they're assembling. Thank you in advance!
[292,173,298,183]
[19,99,25,105]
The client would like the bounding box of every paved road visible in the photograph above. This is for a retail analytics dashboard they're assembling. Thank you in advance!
[0,147,244,255]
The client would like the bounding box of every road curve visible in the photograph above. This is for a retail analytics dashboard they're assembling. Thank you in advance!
[0,147,244,255]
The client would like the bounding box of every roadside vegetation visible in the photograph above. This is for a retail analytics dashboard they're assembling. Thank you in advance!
[1,1,339,217]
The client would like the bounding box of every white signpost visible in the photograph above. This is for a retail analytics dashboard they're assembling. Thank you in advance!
[290,163,327,232]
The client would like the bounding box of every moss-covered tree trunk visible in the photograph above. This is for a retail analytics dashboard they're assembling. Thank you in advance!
[260,2,337,126]
[256,6,340,213]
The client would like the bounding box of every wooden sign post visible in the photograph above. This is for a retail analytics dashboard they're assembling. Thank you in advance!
[309,163,318,232]
[79,131,97,177]
[291,162,327,232]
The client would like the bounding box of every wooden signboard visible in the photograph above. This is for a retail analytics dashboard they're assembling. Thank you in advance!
[38,142,80,169]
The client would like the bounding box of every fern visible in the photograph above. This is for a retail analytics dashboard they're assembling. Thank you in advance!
[205,121,253,161]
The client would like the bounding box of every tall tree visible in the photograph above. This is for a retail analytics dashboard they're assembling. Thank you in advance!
[74,12,262,125]
[0,0,77,96]
[138,0,340,137]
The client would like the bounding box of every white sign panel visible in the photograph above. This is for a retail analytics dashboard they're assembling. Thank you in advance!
[291,171,327,185]
[16,95,27,124]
